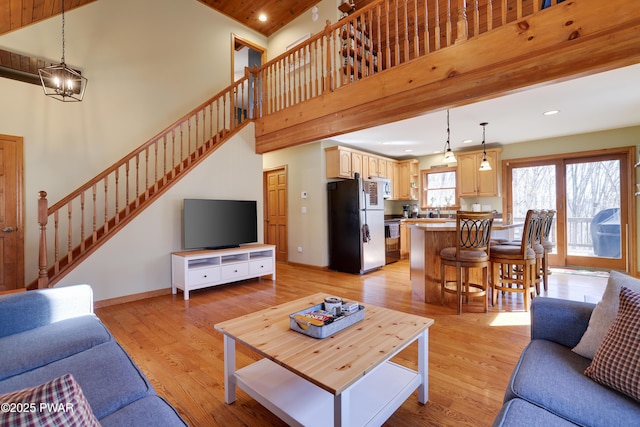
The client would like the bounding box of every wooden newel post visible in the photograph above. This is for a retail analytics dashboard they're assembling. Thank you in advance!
[37,191,49,289]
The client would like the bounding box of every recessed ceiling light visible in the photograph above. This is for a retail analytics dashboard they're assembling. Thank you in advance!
[462,139,473,144]
[381,141,393,145]
[405,149,413,153]
[543,110,560,116]
[258,14,267,22]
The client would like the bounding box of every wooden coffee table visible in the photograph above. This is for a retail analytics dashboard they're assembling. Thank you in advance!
[214,293,435,426]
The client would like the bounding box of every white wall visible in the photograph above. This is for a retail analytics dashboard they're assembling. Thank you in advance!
[263,142,328,267]
[58,125,263,302]
[0,0,267,293]
[267,0,341,59]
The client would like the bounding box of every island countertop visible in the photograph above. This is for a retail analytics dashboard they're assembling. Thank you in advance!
[407,220,519,231]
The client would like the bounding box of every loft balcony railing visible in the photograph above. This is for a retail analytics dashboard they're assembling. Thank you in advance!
[252,0,562,118]
[35,0,564,287]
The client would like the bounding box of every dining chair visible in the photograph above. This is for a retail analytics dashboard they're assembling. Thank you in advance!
[440,211,494,314]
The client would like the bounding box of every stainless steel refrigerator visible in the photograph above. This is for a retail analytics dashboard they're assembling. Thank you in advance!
[327,175,385,274]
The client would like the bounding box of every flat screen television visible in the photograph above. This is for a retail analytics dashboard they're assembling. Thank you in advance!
[182,199,258,250]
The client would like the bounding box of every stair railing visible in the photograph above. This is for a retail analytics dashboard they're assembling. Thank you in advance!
[36,73,254,288]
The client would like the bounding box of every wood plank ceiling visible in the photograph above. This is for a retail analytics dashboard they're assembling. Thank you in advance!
[0,0,336,38]
[0,0,377,81]
[197,0,322,37]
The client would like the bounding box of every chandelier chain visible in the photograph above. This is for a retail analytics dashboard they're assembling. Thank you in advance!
[61,0,66,63]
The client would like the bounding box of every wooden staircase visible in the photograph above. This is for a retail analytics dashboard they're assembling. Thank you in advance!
[34,74,254,288]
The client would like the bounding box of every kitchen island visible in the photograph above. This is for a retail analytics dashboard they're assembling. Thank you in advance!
[409,221,519,303]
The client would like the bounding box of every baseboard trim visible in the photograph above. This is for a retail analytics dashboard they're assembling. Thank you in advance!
[94,288,172,309]
[285,261,329,271]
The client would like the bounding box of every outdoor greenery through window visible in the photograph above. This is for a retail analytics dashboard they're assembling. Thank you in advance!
[506,149,630,272]
[421,167,457,210]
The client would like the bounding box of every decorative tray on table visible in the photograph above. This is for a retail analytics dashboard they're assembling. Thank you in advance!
[289,301,365,339]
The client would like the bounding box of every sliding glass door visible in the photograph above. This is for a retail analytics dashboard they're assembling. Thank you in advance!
[505,148,632,272]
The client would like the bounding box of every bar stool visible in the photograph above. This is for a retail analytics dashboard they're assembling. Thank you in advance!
[540,210,556,291]
[490,210,541,311]
[440,211,494,315]
[498,210,545,294]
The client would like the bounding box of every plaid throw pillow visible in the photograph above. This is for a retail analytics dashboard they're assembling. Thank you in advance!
[0,373,100,427]
[584,286,640,402]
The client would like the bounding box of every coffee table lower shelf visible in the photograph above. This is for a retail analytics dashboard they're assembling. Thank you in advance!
[235,358,422,427]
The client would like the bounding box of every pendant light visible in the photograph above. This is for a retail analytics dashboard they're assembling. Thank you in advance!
[479,122,492,171]
[38,0,87,102]
[442,110,456,163]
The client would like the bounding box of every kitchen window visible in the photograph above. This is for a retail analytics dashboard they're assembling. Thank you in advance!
[421,167,458,210]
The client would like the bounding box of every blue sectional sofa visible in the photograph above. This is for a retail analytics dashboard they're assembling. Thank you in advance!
[0,285,186,426]
[493,295,640,426]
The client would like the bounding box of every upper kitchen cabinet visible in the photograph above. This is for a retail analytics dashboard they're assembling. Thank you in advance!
[457,148,501,197]
[325,145,395,180]
[326,146,355,178]
[396,159,419,200]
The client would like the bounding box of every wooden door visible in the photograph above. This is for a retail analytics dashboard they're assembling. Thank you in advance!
[264,167,288,262]
[0,135,24,291]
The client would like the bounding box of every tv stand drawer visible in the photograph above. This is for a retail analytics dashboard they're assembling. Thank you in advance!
[249,259,273,276]
[189,266,221,286]
[221,263,249,280]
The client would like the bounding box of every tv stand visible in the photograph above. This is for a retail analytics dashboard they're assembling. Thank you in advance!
[171,244,276,300]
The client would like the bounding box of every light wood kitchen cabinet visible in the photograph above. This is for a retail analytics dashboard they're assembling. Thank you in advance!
[396,159,419,200]
[457,148,501,197]
[385,160,394,179]
[325,146,353,178]
[351,151,363,178]
[377,159,387,178]
[400,221,410,259]
[368,156,379,177]
[361,154,369,178]
[325,146,401,181]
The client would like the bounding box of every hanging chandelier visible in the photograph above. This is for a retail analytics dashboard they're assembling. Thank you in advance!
[38,0,87,102]
[442,110,456,163]
[479,122,492,171]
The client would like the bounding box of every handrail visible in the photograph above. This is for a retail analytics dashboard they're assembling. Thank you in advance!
[35,0,560,287]
[36,72,254,288]
[252,0,556,119]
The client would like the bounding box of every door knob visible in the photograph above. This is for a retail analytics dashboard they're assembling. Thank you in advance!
[2,227,14,232]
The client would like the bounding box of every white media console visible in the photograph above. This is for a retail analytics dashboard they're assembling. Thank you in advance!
[171,244,276,300]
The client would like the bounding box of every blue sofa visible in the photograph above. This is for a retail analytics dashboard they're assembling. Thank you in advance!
[0,285,186,426]
[493,297,640,426]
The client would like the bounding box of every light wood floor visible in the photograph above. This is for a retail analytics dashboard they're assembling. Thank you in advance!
[95,260,607,427]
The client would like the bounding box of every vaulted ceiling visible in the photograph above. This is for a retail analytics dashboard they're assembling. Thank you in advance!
[0,0,328,82]
[196,0,322,37]
[0,0,97,36]
[0,0,342,37]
